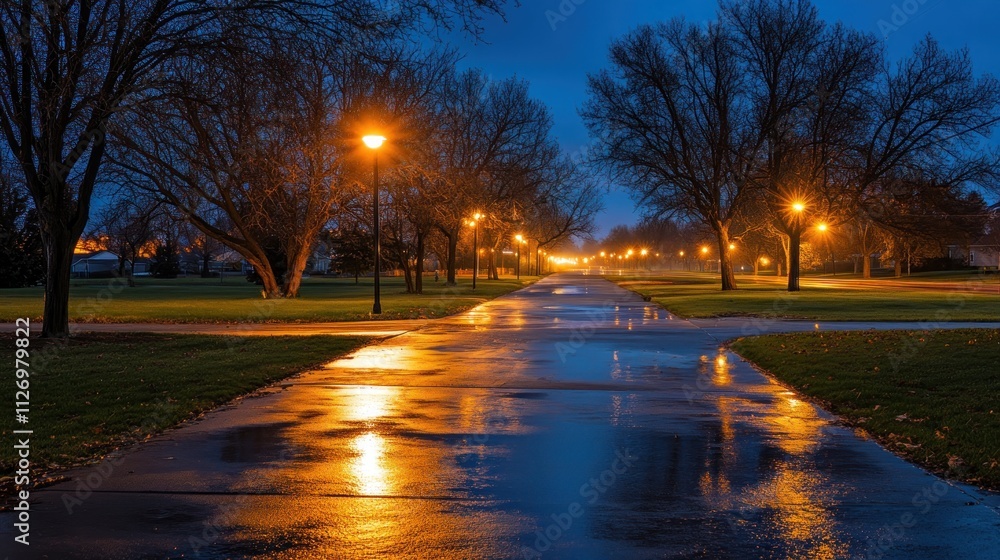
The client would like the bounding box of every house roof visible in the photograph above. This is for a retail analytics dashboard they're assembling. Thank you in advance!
[72,250,120,263]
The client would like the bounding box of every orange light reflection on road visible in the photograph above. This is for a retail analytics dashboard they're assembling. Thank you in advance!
[699,386,847,558]
[351,431,390,496]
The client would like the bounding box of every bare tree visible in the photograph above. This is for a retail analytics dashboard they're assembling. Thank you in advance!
[583,20,757,290]
[526,160,603,260]
[117,38,454,298]
[725,0,1000,290]
[587,0,1000,292]
[426,70,559,285]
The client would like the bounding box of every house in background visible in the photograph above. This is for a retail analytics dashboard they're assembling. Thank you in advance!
[947,202,1000,270]
[962,233,1000,270]
[71,251,124,278]
[308,240,333,275]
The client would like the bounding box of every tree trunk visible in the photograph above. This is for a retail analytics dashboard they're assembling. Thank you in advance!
[415,232,425,295]
[282,249,311,298]
[716,228,737,291]
[753,259,759,276]
[894,258,902,278]
[787,229,801,292]
[446,230,458,286]
[40,232,76,338]
[402,259,414,294]
[128,247,137,287]
[862,253,872,279]
[251,257,283,298]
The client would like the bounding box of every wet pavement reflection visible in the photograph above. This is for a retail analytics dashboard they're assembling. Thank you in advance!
[3,273,998,559]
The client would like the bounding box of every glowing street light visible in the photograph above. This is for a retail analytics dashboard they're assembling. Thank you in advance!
[728,243,736,251]
[815,223,835,275]
[791,201,806,213]
[362,135,386,149]
[467,212,483,290]
[362,134,386,314]
[515,234,525,280]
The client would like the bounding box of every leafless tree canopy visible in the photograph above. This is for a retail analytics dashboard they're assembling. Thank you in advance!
[584,0,1000,290]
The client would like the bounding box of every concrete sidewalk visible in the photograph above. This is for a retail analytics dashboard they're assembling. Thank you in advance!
[2,273,998,559]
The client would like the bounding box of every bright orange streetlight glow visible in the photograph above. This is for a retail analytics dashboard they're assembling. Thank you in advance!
[515,234,525,244]
[701,246,709,255]
[362,135,386,149]
[791,201,805,212]
[679,250,685,257]
[728,243,736,251]
[600,251,606,257]
[817,223,828,232]
[640,249,648,256]
[760,257,770,265]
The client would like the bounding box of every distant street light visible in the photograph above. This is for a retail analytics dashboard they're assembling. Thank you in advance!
[362,134,386,314]
[792,201,806,213]
[468,212,483,290]
[815,222,834,275]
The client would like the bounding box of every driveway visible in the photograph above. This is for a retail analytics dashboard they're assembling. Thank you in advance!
[2,273,998,559]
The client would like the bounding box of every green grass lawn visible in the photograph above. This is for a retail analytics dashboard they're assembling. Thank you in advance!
[612,273,1000,321]
[1,333,370,491]
[0,275,537,323]
[732,329,1000,490]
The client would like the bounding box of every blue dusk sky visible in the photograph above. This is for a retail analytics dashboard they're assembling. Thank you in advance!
[445,0,1000,238]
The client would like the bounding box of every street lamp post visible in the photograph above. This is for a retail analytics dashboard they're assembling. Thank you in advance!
[515,234,524,280]
[788,201,807,291]
[469,213,482,290]
[817,223,835,275]
[362,134,386,314]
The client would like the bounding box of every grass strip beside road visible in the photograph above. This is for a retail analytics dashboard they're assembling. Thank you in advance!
[612,273,1000,321]
[1,334,371,491]
[0,276,536,324]
[731,328,1000,490]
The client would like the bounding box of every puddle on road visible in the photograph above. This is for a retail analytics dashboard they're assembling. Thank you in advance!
[219,423,292,463]
[552,286,585,295]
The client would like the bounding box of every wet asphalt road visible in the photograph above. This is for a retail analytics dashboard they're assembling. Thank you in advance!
[3,273,999,559]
